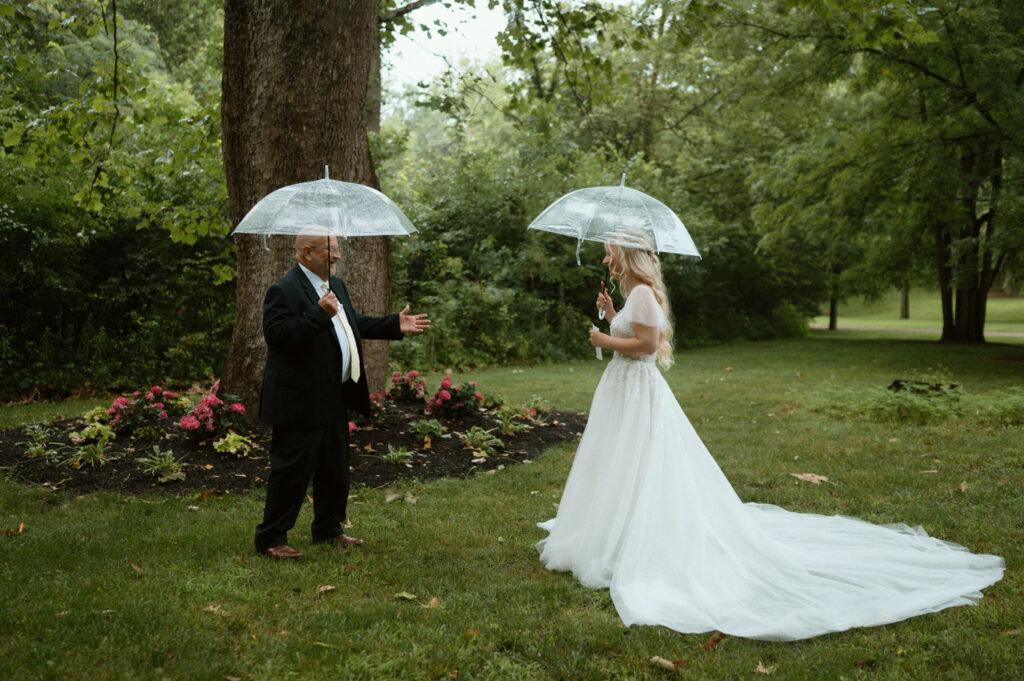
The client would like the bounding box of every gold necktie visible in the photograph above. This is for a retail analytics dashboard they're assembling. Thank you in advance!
[324,283,360,383]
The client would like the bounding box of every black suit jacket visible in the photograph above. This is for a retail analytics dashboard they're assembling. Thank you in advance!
[259,264,402,425]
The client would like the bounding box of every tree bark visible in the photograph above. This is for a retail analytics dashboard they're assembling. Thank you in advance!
[220,0,391,411]
[828,294,838,331]
[899,284,909,319]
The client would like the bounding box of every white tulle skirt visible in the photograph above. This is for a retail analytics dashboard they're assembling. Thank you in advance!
[537,356,1004,641]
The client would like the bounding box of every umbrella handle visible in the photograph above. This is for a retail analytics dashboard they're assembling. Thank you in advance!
[261,234,271,251]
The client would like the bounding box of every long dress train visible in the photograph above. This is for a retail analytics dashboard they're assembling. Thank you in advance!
[537,285,1004,641]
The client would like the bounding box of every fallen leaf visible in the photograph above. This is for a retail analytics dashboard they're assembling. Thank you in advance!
[203,604,224,614]
[6,522,25,537]
[394,592,417,601]
[471,457,487,463]
[201,464,214,470]
[755,659,777,674]
[649,656,677,671]
[317,585,336,594]
[198,489,218,500]
[404,493,418,504]
[385,491,402,503]
[55,611,69,618]
[313,641,340,649]
[700,631,727,652]
[422,437,432,450]
[421,596,440,609]
[959,480,967,493]
[363,444,376,453]
[922,470,938,474]
[790,473,830,485]
[130,563,143,573]
[449,670,459,679]
[1002,628,1021,636]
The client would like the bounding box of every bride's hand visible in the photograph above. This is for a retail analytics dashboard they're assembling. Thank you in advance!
[589,327,609,348]
[596,287,616,320]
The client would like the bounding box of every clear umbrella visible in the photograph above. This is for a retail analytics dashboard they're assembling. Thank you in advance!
[527,175,700,265]
[231,166,417,302]
[232,166,417,242]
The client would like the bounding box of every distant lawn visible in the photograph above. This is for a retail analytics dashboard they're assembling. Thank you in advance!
[812,287,1024,339]
[1,334,1021,680]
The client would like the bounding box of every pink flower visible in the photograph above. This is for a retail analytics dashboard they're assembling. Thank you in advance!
[469,381,477,388]
[440,376,452,389]
[230,403,246,414]
[151,386,162,394]
[348,421,357,434]
[159,411,168,420]
[163,391,179,399]
[438,390,451,401]
[132,391,140,398]
[475,391,484,402]
[211,380,220,394]
[152,403,164,410]
[145,391,155,401]
[179,415,200,431]
[408,370,419,379]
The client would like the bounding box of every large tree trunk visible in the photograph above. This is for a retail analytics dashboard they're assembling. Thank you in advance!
[899,284,909,319]
[219,0,391,412]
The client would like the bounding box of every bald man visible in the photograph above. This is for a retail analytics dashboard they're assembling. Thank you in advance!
[255,228,430,558]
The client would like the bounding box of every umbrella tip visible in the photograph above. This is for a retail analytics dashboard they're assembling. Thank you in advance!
[324,165,330,180]
[619,173,626,187]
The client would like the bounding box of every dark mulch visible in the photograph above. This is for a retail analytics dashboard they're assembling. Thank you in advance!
[0,400,586,498]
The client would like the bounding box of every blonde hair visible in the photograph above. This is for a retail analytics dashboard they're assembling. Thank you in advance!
[605,232,675,369]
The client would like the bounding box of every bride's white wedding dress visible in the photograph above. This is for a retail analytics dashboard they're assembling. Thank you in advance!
[537,285,1004,641]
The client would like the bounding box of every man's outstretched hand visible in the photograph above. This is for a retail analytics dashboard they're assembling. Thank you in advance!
[399,305,431,334]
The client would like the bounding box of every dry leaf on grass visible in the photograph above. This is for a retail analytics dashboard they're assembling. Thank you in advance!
[203,604,224,614]
[6,522,25,536]
[393,592,417,601]
[700,631,728,652]
[755,659,777,674]
[790,473,831,485]
[421,596,440,609]
[649,656,677,671]
[317,585,336,595]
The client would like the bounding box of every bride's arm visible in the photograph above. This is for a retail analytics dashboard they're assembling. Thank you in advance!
[589,322,658,356]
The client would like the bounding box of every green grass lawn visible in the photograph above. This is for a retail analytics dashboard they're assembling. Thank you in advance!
[811,287,1024,338]
[2,332,1022,680]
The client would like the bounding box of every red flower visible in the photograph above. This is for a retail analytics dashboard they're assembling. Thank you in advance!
[179,415,201,431]
[230,403,246,414]
[475,391,484,402]
[440,376,452,389]
[438,390,451,401]
[348,421,357,434]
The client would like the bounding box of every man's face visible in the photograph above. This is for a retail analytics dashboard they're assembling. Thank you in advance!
[306,236,340,280]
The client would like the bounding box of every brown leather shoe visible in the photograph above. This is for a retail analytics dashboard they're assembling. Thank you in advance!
[330,534,364,547]
[262,545,303,559]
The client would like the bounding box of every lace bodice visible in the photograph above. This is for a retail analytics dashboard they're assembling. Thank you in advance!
[608,285,665,363]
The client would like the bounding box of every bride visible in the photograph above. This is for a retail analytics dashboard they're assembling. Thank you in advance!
[536,232,1004,641]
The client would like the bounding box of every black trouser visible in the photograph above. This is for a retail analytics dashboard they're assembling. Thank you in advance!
[254,419,350,551]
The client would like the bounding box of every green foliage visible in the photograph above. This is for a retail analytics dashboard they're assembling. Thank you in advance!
[212,431,253,459]
[0,0,232,399]
[459,425,503,455]
[67,440,111,468]
[136,444,185,483]
[378,444,416,464]
[407,418,445,440]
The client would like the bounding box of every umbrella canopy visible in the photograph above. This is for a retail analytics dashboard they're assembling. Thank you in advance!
[527,177,700,264]
[232,167,417,239]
